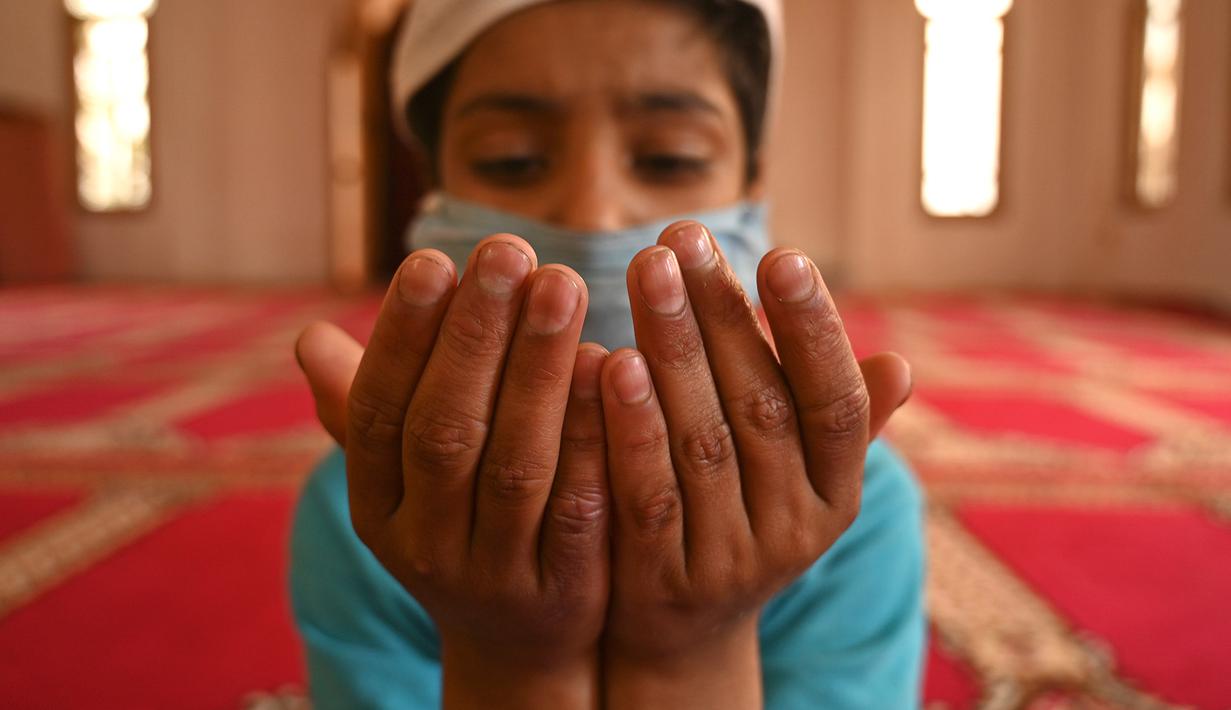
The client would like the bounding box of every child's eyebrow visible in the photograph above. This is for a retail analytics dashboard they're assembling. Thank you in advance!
[452,91,722,120]
[622,91,722,117]
[453,93,560,119]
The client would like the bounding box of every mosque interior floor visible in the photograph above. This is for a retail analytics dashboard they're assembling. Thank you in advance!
[1,285,1228,709]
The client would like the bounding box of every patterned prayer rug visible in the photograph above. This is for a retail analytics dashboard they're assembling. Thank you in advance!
[1,286,1228,709]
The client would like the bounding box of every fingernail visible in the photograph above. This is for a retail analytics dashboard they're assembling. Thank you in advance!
[476,241,533,297]
[572,344,608,400]
[526,269,580,335]
[665,222,714,270]
[767,252,816,303]
[398,255,452,306]
[638,249,686,316]
[611,353,651,405]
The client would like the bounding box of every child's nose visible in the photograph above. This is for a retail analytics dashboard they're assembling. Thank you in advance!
[544,142,630,232]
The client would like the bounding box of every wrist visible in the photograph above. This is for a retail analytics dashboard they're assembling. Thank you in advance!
[441,640,600,710]
[603,619,762,710]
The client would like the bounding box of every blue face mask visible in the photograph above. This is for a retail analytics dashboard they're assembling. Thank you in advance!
[406,193,771,351]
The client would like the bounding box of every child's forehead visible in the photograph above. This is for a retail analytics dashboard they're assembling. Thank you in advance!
[391,0,782,147]
[446,0,728,100]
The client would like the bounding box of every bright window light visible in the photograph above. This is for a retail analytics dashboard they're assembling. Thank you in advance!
[1135,0,1183,208]
[66,0,158,212]
[916,0,1013,218]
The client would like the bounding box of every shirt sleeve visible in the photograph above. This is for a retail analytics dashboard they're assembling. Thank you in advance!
[758,439,928,710]
[288,447,442,710]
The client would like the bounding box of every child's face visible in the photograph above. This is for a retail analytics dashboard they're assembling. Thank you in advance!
[437,0,754,231]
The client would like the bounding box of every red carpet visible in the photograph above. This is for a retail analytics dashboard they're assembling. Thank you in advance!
[1,286,1229,709]
[958,504,1231,710]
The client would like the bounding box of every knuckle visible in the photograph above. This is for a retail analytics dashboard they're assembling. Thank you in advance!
[794,298,849,367]
[443,306,510,362]
[680,418,736,479]
[629,484,683,537]
[500,360,573,409]
[657,570,695,609]
[694,539,757,601]
[703,277,757,328]
[402,549,441,584]
[759,496,825,574]
[730,535,761,577]
[404,409,487,469]
[623,423,669,459]
[650,324,706,372]
[548,483,608,540]
[783,499,860,572]
[520,360,571,391]
[781,522,823,572]
[481,453,556,504]
[683,584,722,613]
[393,335,433,366]
[396,548,462,599]
[732,385,794,439]
[803,378,870,439]
[347,388,406,449]
[374,317,433,364]
[561,424,606,458]
[705,575,754,612]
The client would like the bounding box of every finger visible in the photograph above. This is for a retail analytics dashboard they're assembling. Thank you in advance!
[601,349,685,587]
[344,250,456,529]
[627,246,749,561]
[755,316,910,443]
[659,222,812,534]
[757,249,869,525]
[540,343,610,594]
[858,352,912,440]
[471,265,588,573]
[295,321,362,447]
[399,236,536,561]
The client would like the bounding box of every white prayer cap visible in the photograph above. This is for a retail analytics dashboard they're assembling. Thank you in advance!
[390,0,784,144]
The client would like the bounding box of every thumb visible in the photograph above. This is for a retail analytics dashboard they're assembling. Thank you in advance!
[858,351,912,441]
[295,321,363,448]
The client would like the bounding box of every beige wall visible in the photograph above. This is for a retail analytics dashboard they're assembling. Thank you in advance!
[770,0,1231,308]
[0,0,349,283]
[0,1,68,116]
[2,0,1228,304]
[763,0,848,277]
[1097,0,1231,305]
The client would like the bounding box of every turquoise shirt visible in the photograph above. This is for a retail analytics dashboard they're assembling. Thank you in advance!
[289,440,926,709]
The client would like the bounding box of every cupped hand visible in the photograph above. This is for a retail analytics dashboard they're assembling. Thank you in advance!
[598,222,910,705]
[293,226,911,708]
[301,237,611,708]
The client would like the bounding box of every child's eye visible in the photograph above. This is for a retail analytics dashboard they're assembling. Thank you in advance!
[634,154,710,182]
[470,156,548,185]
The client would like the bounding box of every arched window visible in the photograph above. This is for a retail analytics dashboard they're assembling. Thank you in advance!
[65,0,157,212]
[915,0,1013,218]
[1133,0,1183,208]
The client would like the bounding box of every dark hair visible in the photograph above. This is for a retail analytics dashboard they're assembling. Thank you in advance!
[406,0,772,185]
